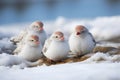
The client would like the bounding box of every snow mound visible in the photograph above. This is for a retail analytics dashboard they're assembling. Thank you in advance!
[97,42,120,48]
[84,52,120,63]
[0,38,15,54]
[89,16,120,40]
[0,53,43,68]
[0,53,25,67]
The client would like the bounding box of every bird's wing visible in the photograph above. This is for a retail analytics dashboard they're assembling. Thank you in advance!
[88,33,96,46]
[42,38,52,53]
[10,29,28,44]
[13,42,24,55]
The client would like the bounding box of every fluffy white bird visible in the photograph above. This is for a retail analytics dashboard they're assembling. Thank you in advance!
[69,25,96,56]
[43,31,70,61]
[12,21,47,54]
[42,32,56,53]
[18,34,43,61]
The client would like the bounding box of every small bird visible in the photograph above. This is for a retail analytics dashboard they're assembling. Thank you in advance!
[12,21,47,54]
[43,31,69,61]
[42,32,57,53]
[69,25,96,57]
[18,34,43,62]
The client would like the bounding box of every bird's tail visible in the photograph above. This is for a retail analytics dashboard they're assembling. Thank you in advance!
[24,59,43,67]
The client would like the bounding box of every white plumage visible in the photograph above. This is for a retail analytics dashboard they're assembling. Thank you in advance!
[42,32,56,53]
[18,34,43,61]
[43,31,70,61]
[69,25,96,56]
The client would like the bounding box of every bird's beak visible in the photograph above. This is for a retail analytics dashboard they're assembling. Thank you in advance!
[35,41,40,44]
[76,32,80,35]
[60,37,64,41]
[39,27,43,31]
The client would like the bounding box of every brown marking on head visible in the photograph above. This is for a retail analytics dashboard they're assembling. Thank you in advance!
[30,21,44,31]
[30,21,43,28]
[75,25,86,32]
[54,31,64,37]
[36,21,43,27]
[33,21,44,27]
[31,35,39,41]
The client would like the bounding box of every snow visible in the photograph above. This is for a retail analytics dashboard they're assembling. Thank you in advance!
[0,38,16,54]
[0,61,120,80]
[0,16,120,80]
[97,41,120,48]
[0,52,120,80]
[83,52,120,63]
[44,16,120,41]
[0,53,27,67]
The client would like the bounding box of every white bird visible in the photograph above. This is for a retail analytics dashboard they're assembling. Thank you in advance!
[12,21,47,54]
[43,31,70,61]
[69,25,96,57]
[42,32,57,53]
[18,34,43,62]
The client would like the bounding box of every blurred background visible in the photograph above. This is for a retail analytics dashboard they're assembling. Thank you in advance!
[0,0,120,25]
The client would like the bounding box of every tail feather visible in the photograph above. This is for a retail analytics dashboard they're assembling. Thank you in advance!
[24,59,43,67]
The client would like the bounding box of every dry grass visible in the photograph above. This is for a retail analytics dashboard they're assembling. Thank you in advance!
[39,54,91,66]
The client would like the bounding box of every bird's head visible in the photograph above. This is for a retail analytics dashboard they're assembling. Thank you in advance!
[26,35,40,47]
[29,21,44,32]
[74,25,88,37]
[52,31,64,41]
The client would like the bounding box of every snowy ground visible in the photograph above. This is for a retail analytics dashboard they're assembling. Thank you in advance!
[0,16,120,80]
[0,62,120,80]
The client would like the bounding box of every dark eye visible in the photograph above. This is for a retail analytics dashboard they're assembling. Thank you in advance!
[81,31,85,33]
[36,26,39,28]
[30,40,34,42]
[55,36,58,38]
